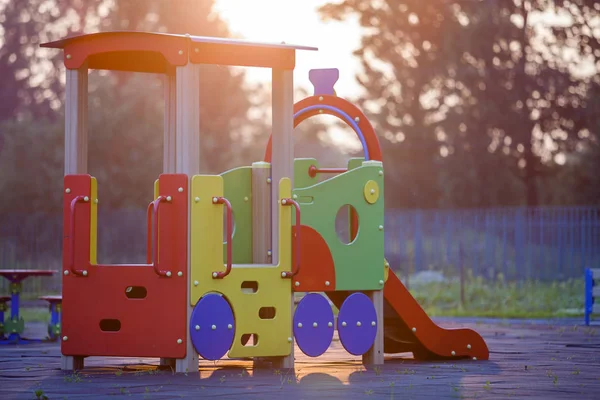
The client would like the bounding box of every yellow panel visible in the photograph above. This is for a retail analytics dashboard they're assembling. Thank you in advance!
[89,176,98,265]
[384,258,390,282]
[190,175,293,358]
[154,179,159,199]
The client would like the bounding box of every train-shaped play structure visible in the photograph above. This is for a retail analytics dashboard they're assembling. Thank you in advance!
[41,31,489,372]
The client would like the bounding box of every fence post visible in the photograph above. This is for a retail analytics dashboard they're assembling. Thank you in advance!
[585,267,593,326]
[459,242,465,308]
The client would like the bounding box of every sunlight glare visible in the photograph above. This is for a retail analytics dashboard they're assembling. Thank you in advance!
[214,0,363,97]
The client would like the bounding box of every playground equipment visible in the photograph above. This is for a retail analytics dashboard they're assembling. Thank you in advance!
[585,268,599,325]
[41,31,489,372]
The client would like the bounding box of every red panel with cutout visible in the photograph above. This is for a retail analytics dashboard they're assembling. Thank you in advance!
[291,225,336,292]
[61,174,188,358]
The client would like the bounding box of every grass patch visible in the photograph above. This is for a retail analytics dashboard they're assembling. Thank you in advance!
[19,307,50,323]
[408,275,584,319]
[17,276,583,322]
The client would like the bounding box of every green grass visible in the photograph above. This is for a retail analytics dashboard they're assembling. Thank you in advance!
[20,307,50,323]
[15,276,584,323]
[408,275,584,319]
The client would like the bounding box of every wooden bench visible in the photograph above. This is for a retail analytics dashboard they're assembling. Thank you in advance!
[39,295,62,340]
[585,268,599,325]
[0,296,10,339]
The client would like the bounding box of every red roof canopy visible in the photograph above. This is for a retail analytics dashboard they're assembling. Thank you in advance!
[41,31,318,73]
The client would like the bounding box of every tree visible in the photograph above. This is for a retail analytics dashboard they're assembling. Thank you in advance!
[0,0,104,121]
[0,0,271,212]
[318,0,599,208]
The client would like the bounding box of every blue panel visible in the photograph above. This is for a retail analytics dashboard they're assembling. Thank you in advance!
[293,293,334,357]
[190,293,235,361]
[585,268,593,326]
[10,292,19,320]
[337,293,377,356]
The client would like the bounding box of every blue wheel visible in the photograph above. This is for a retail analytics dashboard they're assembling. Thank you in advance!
[337,292,377,356]
[293,293,334,357]
[190,293,235,360]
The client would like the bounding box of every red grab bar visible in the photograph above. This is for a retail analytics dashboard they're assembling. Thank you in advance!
[69,193,171,277]
[213,197,233,279]
[281,198,301,279]
[151,196,169,277]
[69,195,89,276]
[308,165,347,178]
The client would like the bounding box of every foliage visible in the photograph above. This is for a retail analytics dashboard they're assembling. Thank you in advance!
[0,0,102,121]
[318,0,600,209]
[0,0,272,211]
[409,276,584,318]
[0,119,64,213]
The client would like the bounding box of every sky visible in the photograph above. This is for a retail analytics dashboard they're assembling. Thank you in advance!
[212,0,367,151]
[213,0,364,98]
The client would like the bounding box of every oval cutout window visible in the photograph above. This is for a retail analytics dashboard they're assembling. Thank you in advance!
[99,319,121,332]
[241,333,259,347]
[258,307,276,319]
[241,281,258,294]
[125,286,147,299]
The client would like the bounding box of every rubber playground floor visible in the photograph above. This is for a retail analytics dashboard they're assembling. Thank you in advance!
[1,318,600,399]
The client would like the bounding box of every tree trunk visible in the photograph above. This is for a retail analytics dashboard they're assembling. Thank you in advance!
[519,1,538,207]
[523,144,539,207]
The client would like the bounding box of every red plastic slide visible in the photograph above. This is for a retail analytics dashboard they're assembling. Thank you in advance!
[382,270,489,360]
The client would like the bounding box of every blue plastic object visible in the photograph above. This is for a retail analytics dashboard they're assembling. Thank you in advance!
[190,293,235,360]
[294,105,370,160]
[585,268,594,326]
[337,292,377,356]
[309,68,339,96]
[293,293,335,357]
[0,299,5,339]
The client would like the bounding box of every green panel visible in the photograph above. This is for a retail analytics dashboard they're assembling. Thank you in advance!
[348,157,365,170]
[4,317,24,335]
[220,166,253,263]
[292,161,385,291]
[294,158,319,189]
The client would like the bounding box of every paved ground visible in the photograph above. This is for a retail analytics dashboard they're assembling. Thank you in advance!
[1,318,600,399]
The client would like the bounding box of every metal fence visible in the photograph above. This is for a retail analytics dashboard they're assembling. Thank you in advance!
[1,206,599,297]
[385,206,600,282]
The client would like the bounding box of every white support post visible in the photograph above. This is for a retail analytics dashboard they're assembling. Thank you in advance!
[270,68,295,370]
[62,66,88,372]
[163,71,177,173]
[174,64,201,374]
[270,69,294,264]
[64,67,88,175]
[363,290,384,366]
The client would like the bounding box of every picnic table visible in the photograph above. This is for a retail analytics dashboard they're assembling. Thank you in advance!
[0,269,55,343]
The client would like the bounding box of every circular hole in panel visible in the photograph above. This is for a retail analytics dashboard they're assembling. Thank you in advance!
[335,204,359,244]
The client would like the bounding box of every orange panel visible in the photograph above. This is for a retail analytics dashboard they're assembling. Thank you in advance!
[383,269,489,360]
[264,95,383,162]
[190,42,295,69]
[45,32,188,72]
[291,225,336,292]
